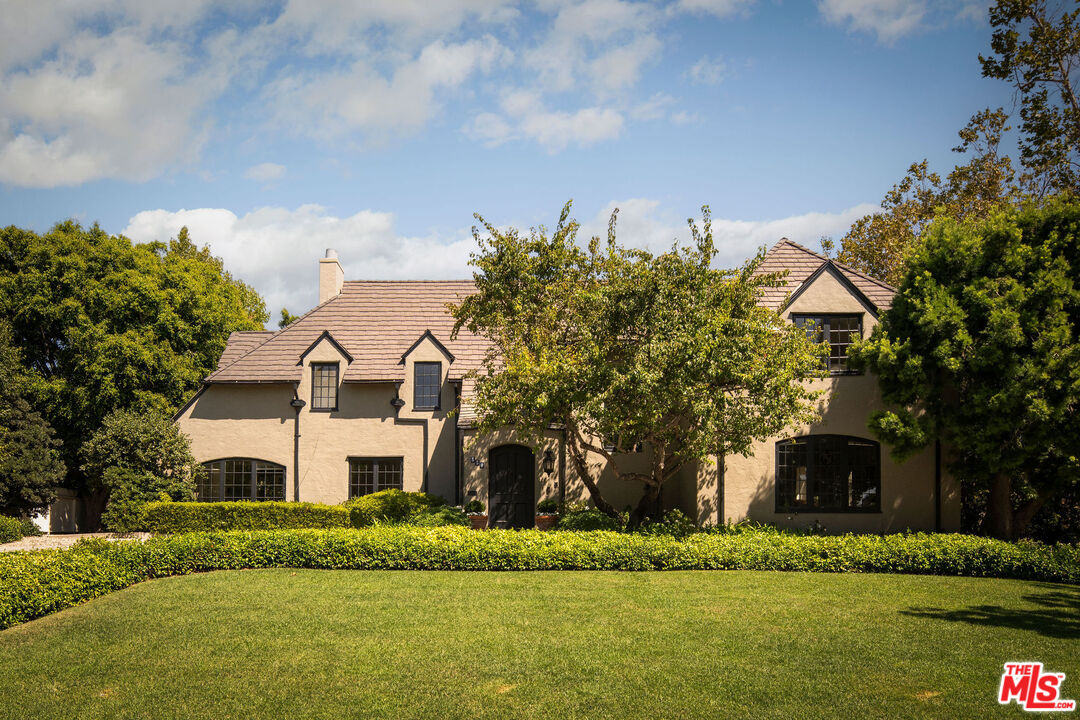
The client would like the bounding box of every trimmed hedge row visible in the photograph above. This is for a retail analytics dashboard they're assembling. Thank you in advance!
[0,527,1077,629]
[142,502,349,533]
[0,516,23,544]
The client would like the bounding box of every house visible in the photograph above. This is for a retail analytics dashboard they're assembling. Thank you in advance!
[175,242,961,533]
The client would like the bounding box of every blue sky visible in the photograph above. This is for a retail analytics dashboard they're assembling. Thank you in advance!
[0,0,1009,316]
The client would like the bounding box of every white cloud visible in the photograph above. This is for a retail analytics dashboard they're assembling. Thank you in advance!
[122,198,878,321]
[673,0,756,18]
[244,162,286,181]
[267,36,511,140]
[688,55,727,85]
[817,0,927,43]
[467,89,624,151]
[123,205,479,317]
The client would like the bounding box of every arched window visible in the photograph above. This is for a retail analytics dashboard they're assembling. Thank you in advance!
[775,435,880,512]
[198,459,286,502]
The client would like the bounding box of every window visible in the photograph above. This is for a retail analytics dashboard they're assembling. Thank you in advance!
[792,314,862,373]
[199,459,286,502]
[311,363,339,410]
[349,458,403,498]
[414,362,441,409]
[775,435,880,512]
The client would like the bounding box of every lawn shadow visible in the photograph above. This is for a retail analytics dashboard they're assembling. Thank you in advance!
[900,583,1080,640]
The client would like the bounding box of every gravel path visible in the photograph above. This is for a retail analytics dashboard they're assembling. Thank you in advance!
[0,532,150,552]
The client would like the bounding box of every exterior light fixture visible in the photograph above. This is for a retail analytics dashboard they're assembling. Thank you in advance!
[543,449,556,474]
[390,397,405,408]
[290,398,306,409]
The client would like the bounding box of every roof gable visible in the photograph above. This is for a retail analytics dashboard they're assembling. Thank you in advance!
[783,260,880,319]
[298,330,354,365]
[399,329,455,364]
[754,239,895,313]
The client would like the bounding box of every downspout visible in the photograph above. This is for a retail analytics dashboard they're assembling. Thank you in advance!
[934,440,942,532]
[290,383,306,503]
[717,454,725,527]
[391,383,429,492]
[559,427,566,507]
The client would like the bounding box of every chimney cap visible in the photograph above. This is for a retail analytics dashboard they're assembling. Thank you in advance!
[325,248,338,259]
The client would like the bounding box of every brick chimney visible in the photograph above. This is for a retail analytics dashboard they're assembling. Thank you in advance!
[319,248,344,304]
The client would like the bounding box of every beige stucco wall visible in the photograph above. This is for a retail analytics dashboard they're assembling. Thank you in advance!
[708,268,961,532]
[177,333,457,505]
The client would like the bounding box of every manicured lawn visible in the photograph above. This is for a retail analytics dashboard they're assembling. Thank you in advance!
[0,570,1077,719]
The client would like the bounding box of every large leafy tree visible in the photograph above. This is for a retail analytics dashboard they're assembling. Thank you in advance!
[0,222,267,481]
[451,203,824,527]
[849,200,1080,540]
[0,322,64,516]
[981,0,1080,195]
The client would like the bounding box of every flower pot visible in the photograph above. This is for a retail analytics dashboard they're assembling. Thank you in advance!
[535,514,558,531]
[469,514,488,530]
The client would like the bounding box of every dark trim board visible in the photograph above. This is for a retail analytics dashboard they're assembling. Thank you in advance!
[297,330,354,365]
[782,261,880,319]
[399,329,455,364]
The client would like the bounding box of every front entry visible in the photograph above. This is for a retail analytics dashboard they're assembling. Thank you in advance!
[488,444,534,529]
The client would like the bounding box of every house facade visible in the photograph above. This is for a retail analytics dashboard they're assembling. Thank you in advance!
[175,242,961,533]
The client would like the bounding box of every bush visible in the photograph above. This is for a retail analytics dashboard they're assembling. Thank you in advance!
[0,528,1077,629]
[142,501,349,533]
[0,515,22,543]
[346,489,446,527]
[558,508,622,532]
[410,506,470,527]
[537,498,559,514]
[19,517,43,537]
[464,500,485,514]
[638,509,697,538]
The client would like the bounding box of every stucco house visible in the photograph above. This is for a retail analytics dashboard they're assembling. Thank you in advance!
[175,241,961,532]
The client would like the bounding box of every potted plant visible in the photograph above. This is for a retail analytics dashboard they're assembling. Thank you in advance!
[465,500,487,530]
[535,498,559,531]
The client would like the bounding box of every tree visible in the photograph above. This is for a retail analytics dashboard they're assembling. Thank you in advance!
[0,323,63,516]
[451,203,825,527]
[80,408,197,497]
[0,222,267,481]
[849,200,1080,539]
[838,111,1019,286]
[279,308,300,328]
[981,0,1080,195]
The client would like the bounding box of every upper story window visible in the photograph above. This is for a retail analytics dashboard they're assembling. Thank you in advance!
[198,459,286,502]
[414,361,441,409]
[775,435,880,513]
[792,314,862,373]
[311,362,339,410]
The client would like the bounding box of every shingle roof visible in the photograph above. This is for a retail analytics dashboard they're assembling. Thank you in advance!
[208,242,895,387]
[206,281,487,384]
[754,239,895,312]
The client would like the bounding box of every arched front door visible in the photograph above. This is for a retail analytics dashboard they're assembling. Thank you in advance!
[488,444,534,529]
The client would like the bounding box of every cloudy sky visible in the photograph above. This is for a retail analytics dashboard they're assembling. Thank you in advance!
[1,0,1007,319]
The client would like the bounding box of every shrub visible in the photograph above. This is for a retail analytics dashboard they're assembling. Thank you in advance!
[19,517,43,537]
[410,506,470,527]
[638,509,697,538]
[537,498,559,514]
[142,501,349,533]
[0,515,22,543]
[347,489,446,527]
[558,508,622,532]
[464,500,485,514]
[0,528,1077,629]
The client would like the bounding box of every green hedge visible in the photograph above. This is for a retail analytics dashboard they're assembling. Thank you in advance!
[346,489,446,527]
[142,502,349,533]
[0,528,1077,629]
[0,516,22,544]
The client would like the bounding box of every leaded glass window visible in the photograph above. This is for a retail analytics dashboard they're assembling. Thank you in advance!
[775,436,880,512]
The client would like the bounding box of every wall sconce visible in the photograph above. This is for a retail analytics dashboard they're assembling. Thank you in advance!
[542,449,555,474]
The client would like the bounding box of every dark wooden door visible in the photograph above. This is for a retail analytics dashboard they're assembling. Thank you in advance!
[488,444,534,529]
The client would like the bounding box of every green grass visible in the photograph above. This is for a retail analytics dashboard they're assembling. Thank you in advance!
[1,570,1077,720]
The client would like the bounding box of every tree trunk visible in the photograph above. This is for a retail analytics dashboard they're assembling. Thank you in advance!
[986,473,1014,540]
[627,482,661,530]
[1012,487,1055,539]
[565,427,621,521]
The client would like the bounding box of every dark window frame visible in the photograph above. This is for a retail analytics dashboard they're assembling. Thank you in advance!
[774,435,881,513]
[311,362,339,411]
[413,361,442,410]
[791,313,863,375]
[348,457,405,499]
[198,458,287,502]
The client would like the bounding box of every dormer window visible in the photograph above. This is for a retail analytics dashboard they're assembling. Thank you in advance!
[793,314,862,373]
[311,362,339,410]
[414,362,441,409]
